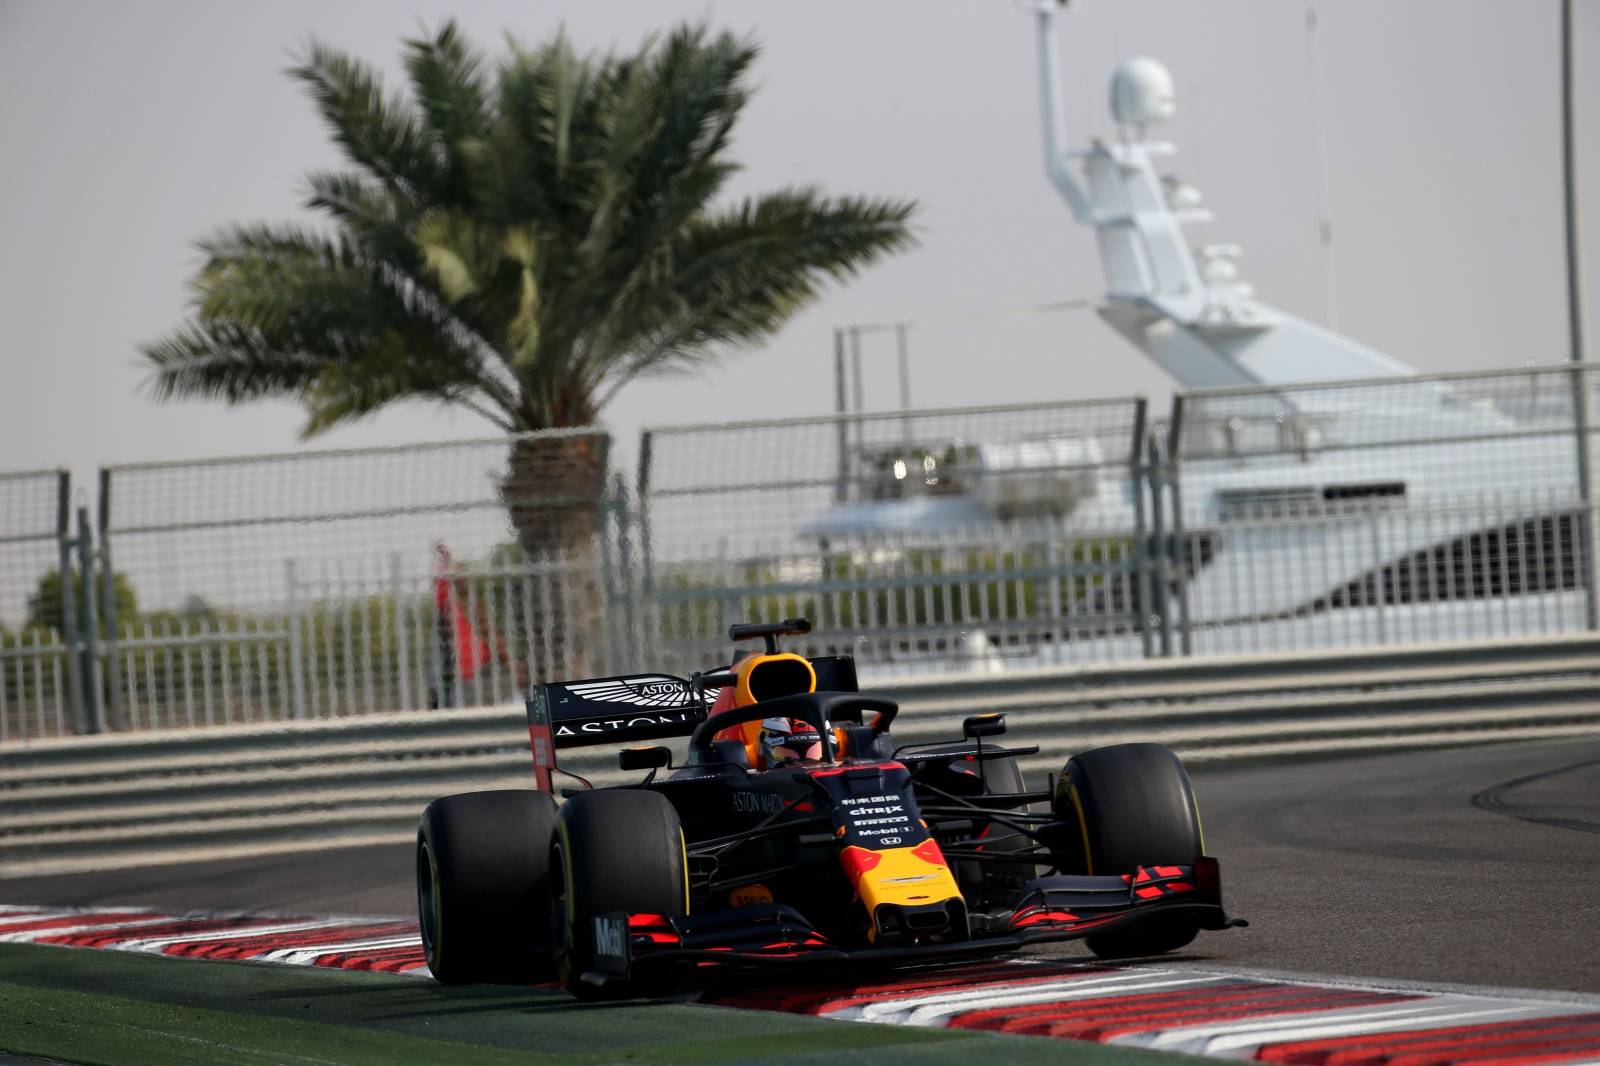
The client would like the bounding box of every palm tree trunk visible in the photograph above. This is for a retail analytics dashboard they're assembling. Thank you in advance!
[500,432,607,680]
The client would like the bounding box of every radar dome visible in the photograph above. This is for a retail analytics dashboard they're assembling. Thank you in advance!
[1163,177,1203,210]
[1110,58,1175,128]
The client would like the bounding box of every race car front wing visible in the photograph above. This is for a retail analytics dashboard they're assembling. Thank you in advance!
[579,858,1245,989]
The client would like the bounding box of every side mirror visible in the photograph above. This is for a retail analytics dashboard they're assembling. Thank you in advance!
[840,724,881,761]
[695,669,737,691]
[963,712,1007,740]
[619,746,672,772]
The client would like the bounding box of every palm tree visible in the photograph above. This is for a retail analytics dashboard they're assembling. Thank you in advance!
[142,21,916,564]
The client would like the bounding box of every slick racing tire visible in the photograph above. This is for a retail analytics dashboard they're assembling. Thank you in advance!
[417,789,559,984]
[1053,743,1204,959]
[552,789,688,999]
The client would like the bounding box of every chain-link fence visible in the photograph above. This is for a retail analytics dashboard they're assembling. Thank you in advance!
[95,430,612,730]
[0,470,75,742]
[640,398,1147,557]
[634,514,1155,678]
[635,399,1152,672]
[13,362,1600,745]
[1166,364,1600,654]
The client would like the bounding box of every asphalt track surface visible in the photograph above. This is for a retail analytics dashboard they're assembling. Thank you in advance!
[4,735,1598,995]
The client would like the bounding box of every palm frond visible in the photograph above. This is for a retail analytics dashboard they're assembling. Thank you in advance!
[303,169,422,269]
[192,224,395,344]
[148,221,526,433]
[489,31,593,224]
[141,321,324,403]
[297,334,506,437]
[414,207,503,302]
[589,188,918,400]
[503,25,763,407]
[403,20,492,199]
[289,39,444,197]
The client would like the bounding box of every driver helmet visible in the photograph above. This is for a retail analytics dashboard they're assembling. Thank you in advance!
[758,717,823,767]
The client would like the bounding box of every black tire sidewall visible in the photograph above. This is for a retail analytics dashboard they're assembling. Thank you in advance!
[1056,743,1202,875]
[1054,744,1205,959]
[552,789,687,996]
[417,789,558,984]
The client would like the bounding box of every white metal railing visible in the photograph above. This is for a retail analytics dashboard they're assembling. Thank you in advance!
[0,629,71,743]
[98,548,607,732]
[639,517,1148,677]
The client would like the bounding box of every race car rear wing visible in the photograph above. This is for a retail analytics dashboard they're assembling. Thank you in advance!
[526,673,710,792]
[525,654,861,792]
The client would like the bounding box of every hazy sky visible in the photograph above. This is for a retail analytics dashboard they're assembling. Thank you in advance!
[2,0,1596,489]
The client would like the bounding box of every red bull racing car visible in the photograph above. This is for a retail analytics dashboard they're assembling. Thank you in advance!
[416,619,1244,997]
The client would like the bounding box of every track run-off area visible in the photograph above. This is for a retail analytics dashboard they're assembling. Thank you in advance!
[2,736,1598,1065]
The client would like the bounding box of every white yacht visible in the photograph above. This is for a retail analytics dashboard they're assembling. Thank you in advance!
[804,1,1591,651]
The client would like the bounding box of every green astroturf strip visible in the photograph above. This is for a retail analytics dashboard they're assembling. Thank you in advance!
[0,943,1208,1066]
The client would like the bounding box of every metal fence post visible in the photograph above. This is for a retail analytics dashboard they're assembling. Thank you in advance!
[850,327,864,449]
[896,322,912,413]
[1569,369,1599,630]
[612,476,640,672]
[1045,538,1064,662]
[1168,396,1194,656]
[97,468,124,730]
[636,429,656,593]
[74,504,104,734]
[596,477,623,676]
[1368,494,1388,645]
[285,559,307,720]
[53,471,85,733]
[1128,402,1154,658]
[1146,453,1173,658]
[390,553,412,713]
[1561,0,1598,630]
[833,330,850,503]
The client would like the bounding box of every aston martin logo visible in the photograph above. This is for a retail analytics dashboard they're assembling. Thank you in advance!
[565,675,706,708]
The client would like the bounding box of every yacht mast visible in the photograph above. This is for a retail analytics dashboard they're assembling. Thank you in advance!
[1029,0,1417,392]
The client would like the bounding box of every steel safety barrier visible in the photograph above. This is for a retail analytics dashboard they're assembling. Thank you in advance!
[3,632,1598,878]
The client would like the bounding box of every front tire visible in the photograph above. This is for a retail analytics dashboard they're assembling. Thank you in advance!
[417,789,559,984]
[1053,743,1204,959]
[552,789,688,998]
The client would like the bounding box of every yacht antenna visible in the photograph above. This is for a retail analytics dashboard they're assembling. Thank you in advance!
[1304,3,1339,329]
[1031,0,1092,220]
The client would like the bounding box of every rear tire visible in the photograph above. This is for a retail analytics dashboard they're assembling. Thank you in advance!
[417,789,559,984]
[1052,743,1204,959]
[552,789,688,999]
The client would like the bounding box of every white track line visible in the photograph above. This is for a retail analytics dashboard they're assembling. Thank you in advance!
[111,919,356,954]
[1131,997,1591,1056]
[0,914,214,943]
[0,911,84,928]
[844,973,1225,1027]
[260,936,422,965]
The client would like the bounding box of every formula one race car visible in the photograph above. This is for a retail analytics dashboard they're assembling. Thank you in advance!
[415,619,1243,997]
